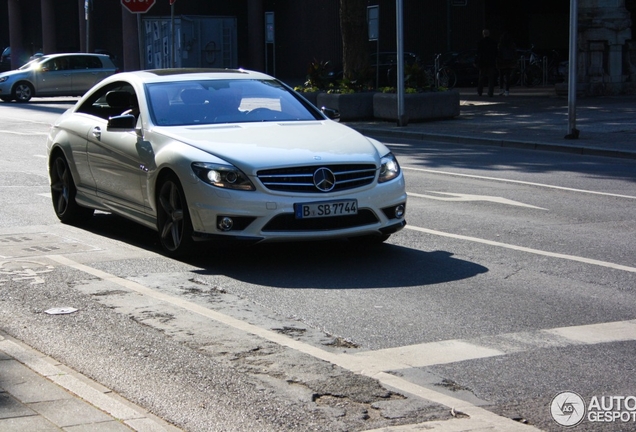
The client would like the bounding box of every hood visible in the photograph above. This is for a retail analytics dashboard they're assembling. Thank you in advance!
[0,69,27,79]
[154,120,385,170]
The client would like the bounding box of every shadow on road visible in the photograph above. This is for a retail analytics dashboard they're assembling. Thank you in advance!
[83,213,488,289]
[1,98,76,115]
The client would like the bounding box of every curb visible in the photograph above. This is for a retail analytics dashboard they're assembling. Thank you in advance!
[349,126,636,160]
[0,331,182,432]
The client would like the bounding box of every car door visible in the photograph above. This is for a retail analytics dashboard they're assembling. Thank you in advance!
[35,56,73,95]
[81,85,147,216]
[69,55,111,95]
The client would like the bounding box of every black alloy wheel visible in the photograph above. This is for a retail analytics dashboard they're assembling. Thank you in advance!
[50,154,94,224]
[157,175,194,257]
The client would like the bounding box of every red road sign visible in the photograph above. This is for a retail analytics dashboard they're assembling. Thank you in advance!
[121,0,156,13]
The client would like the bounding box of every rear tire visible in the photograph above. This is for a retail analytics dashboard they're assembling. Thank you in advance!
[157,174,194,257]
[523,65,542,87]
[49,153,94,224]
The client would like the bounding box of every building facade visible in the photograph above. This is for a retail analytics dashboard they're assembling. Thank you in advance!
[1,0,634,93]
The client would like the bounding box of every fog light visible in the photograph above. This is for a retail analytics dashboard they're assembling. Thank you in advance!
[218,217,234,231]
[395,204,405,218]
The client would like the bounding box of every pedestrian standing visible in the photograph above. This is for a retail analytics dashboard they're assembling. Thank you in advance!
[497,32,517,96]
[475,29,498,97]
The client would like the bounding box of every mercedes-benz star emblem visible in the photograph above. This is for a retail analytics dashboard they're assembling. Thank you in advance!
[313,167,336,192]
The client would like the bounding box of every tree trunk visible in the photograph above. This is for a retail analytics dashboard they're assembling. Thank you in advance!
[339,0,368,80]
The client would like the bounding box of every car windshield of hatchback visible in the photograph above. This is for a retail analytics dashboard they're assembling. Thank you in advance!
[18,57,46,70]
[146,79,321,126]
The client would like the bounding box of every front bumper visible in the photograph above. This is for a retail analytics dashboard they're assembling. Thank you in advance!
[186,175,407,243]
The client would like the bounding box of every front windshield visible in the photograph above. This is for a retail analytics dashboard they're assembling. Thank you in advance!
[146,79,321,126]
[18,57,45,70]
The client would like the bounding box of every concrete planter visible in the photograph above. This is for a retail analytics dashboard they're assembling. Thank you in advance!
[297,91,321,107]
[373,90,460,123]
[316,92,376,121]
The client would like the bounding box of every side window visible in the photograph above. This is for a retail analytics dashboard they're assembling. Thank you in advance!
[86,56,103,69]
[70,55,102,70]
[76,82,138,120]
[43,57,69,71]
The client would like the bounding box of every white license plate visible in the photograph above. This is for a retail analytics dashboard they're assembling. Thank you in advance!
[294,199,358,219]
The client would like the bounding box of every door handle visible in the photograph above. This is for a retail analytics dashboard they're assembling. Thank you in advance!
[92,126,101,140]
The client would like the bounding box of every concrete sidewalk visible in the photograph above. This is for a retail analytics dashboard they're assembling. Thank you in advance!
[0,331,181,432]
[348,87,636,160]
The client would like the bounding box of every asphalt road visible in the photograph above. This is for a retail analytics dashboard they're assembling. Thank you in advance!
[0,99,635,432]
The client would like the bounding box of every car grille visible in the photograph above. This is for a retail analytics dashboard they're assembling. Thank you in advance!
[257,164,376,193]
[262,209,379,232]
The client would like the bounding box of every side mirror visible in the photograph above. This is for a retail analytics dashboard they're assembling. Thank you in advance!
[321,106,341,122]
[107,114,136,131]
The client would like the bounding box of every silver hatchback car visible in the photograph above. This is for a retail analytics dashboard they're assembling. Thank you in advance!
[0,53,118,102]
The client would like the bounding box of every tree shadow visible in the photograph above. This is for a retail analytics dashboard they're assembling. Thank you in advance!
[371,93,636,183]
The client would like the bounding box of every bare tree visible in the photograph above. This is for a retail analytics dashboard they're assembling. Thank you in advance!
[339,0,368,81]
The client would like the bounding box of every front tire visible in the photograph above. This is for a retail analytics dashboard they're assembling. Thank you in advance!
[49,153,94,224]
[13,82,34,102]
[157,174,194,257]
[437,67,457,88]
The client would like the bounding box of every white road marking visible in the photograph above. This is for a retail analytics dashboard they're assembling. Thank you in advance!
[406,225,636,273]
[0,130,49,136]
[403,166,636,200]
[45,254,636,432]
[349,340,505,373]
[546,321,636,344]
[408,191,547,210]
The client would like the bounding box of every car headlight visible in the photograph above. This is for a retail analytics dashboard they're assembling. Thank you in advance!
[191,162,255,191]
[378,152,401,183]
[0,76,8,83]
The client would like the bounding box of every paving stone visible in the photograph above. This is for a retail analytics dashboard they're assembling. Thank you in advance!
[29,398,113,428]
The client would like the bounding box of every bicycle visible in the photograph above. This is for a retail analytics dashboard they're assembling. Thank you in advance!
[511,45,542,87]
[421,53,457,89]
[543,49,565,84]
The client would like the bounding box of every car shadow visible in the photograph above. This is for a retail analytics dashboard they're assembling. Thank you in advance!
[190,242,488,289]
[3,99,76,115]
[83,213,488,289]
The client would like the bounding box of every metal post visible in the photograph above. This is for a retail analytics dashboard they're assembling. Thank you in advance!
[85,0,90,53]
[396,0,406,126]
[566,0,579,139]
[137,14,143,70]
[171,3,176,68]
